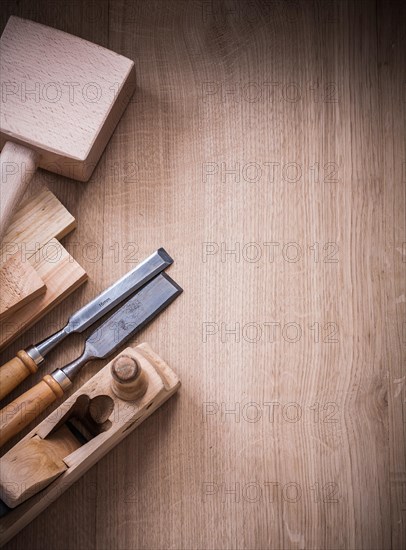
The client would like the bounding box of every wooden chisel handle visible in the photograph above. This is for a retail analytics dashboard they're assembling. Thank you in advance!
[0,350,39,401]
[0,375,64,447]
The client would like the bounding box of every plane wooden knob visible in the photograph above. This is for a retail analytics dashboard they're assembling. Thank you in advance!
[110,355,149,401]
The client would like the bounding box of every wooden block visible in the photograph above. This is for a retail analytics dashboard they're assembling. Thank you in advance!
[0,188,76,268]
[0,253,46,321]
[0,239,87,351]
[0,188,76,322]
[0,344,180,545]
[0,16,136,181]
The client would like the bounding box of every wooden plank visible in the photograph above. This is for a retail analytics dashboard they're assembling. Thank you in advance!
[0,253,45,320]
[0,238,87,350]
[0,188,76,268]
[102,2,405,550]
[1,1,405,550]
[377,1,406,548]
[0,188,76,319]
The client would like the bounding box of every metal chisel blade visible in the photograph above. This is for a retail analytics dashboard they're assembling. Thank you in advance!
[61,273,182,382]
[66,248,173,333]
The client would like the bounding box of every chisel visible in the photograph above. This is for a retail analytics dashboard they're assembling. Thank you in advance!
[0,272,182,447]
[0,248,173,400]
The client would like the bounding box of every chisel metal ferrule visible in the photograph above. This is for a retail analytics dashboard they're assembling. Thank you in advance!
[25,345,45,366]
[51,369,73,391]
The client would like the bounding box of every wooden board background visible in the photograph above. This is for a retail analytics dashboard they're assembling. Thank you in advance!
[0,1,405,548]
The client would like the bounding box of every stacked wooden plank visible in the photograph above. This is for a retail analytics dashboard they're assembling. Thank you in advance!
[0,189,87,350]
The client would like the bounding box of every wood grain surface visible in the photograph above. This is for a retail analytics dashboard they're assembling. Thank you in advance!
[0,188,76,321]
[0,253,45,321]
[0,238,88,350]
[0,1,404,549]
[0,188,76,268]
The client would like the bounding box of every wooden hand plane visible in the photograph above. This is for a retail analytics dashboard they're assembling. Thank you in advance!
[0,343,180,547]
